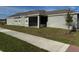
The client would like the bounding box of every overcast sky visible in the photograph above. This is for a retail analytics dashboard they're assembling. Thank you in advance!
[0,6,79,19]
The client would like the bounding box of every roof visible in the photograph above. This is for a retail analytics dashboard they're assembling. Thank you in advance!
[46,9,74,15]
[9,9,75,17]
[9,10,46,17]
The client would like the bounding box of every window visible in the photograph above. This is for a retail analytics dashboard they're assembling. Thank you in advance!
[14,20,21,22]
[26,20,27,22]
[14,20,18,22]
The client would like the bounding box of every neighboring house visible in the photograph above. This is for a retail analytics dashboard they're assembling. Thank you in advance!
[7,10,79,29]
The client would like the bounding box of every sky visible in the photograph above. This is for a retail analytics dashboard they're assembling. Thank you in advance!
[0,6,79,19]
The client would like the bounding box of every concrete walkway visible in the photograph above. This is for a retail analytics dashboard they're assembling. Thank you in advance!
[0,28,70,52]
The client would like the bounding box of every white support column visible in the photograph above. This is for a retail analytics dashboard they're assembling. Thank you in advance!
[37,16,40,28]
[27,17,29,27]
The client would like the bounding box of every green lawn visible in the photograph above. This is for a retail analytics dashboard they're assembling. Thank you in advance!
[0,32,47,52]
[0,25,79,47]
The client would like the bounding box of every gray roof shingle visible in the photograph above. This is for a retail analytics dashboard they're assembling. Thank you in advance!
[9,9,74,17]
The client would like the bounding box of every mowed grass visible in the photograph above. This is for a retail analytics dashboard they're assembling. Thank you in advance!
[0,32,47,52]
[1,25,79,47]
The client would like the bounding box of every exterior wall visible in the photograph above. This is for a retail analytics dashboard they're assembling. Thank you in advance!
[47,14,77,29]
[72,15,77,28]
[7,13,77,29]
[7,17,29,27]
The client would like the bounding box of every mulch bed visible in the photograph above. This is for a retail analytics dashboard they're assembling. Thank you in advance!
[66,45,79,52]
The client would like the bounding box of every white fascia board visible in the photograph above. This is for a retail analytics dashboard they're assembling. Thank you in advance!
[26,14,39,17]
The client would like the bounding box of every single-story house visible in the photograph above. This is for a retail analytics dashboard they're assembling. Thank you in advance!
[7,10,79,29]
